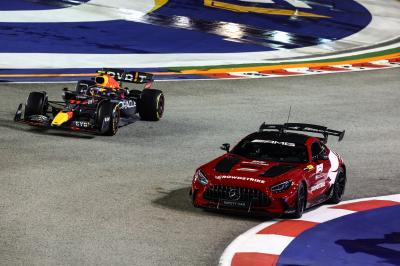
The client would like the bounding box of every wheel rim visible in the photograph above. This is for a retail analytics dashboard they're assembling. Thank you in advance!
[157,94,164,118]
[111,107,120,134]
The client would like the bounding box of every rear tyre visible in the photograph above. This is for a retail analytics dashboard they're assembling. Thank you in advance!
[328,168,346,204]
[138,89,164,121]
[290,183,306,219]
[24,91,48,118]
[96,101,120,136]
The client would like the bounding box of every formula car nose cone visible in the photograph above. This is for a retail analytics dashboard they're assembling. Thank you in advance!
[51,111,73,126]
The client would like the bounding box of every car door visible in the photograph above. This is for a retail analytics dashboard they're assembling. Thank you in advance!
[308,141,331,202]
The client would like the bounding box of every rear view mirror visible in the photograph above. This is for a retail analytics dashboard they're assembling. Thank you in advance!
[314,153,329,161]
[318,153,329,160]
[220,143,230,153]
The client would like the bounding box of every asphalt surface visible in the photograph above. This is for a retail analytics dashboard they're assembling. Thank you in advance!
[0,68,399,266]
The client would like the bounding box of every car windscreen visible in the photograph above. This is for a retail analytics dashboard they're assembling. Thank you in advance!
[231,139,308,163]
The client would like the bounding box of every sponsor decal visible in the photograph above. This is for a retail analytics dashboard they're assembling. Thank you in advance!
[73,121,91,128]
[252,139,295,147]
[30,115,49,122]
[315,163,324,179]
[118,99,135,109]
[311,182,326,192]
[215,175,266,184]
[316,163,323,174]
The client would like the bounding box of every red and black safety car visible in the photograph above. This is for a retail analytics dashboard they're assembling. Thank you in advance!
[191,123,346,218]
[14,68,164,135]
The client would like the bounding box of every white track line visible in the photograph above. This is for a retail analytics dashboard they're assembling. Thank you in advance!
[0,0,399,69]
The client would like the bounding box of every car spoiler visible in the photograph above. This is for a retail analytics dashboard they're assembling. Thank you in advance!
[97,68,154,84]
[259,122,345,143]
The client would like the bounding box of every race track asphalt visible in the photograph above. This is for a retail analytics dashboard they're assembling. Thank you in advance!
[0,68,399,265]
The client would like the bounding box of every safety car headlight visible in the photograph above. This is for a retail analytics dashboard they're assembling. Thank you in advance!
[194,170,208,185]
[271,180,292,193]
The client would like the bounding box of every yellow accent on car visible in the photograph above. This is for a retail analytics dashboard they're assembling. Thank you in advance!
[204,0,329,18]
[51,111,72,126]
[305,164,315,171]
[150,0,169,12]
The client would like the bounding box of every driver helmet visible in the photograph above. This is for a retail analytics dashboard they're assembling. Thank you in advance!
[94,74,121,90]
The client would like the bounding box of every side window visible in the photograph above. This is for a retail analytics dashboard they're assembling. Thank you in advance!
[311,141,326,161]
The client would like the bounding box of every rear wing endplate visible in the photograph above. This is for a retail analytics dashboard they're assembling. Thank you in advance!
[259,122,345,143]
[97,68,154,84]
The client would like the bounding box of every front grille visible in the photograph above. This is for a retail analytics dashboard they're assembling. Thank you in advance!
[204,185,269,207]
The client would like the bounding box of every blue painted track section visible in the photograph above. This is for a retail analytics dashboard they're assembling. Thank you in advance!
[278,205,400,266]
[0,0,372,54]
[0,21,268,54]
[0,0,89,10]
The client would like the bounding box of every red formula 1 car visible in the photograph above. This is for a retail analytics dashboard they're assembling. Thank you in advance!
[191,123,346,218]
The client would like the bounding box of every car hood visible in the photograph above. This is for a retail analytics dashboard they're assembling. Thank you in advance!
[204,154,302,185]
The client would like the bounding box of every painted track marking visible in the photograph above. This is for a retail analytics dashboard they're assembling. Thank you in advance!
[219,194,400,266]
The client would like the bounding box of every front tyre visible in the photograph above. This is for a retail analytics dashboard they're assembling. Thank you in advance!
[24,91,48,118]
[138,89,164,121]
[290,183,306,219]
[96,101,120,136]
[328,168,346,204]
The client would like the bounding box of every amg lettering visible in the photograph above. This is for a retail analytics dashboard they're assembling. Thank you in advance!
[252,139,295,146]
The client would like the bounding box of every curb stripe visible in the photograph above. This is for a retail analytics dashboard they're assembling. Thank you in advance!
[179,53,400,75]
[232,253,278,266]
[256,220,318,237]
[219,194,400,266]
[331,199,400,212]
[1,54,399,82]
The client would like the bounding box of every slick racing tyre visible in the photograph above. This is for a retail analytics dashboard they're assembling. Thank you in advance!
[328,168,346,204]
[96,101,120,136]
[291,182,307,219]
[139,89,164,121]
[24,91,48,118]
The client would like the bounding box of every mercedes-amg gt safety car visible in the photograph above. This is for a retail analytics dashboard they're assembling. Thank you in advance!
[191,123,346,218]
[14,68,164,136]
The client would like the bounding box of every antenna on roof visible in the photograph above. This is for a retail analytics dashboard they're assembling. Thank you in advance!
[278,106,292,135]
[286,106,292,124]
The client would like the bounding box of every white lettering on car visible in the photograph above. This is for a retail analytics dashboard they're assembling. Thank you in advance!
[118,100,135,109]
[251,139,295,146]
[311,182,326,192]
[214,175,266,184]
[74,121,90,128]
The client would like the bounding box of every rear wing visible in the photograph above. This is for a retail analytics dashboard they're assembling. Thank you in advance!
[259,123,345,143]
[97,68,154,84]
